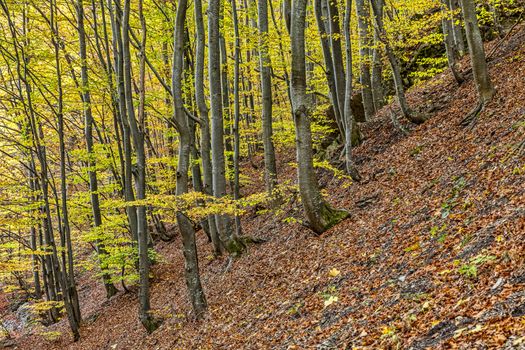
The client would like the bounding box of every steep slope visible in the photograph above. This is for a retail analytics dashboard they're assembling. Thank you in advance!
[15,25,525,350]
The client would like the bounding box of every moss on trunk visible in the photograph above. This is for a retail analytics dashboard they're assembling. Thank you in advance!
[313,202,350,234]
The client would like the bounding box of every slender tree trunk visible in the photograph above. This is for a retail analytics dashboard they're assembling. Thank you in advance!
[208,0,245,254]
[123,0,157,332]
[371,18,385,111]
[371,0,426,124]
[111,0,138,243]
[54,0,81,327]
[194,0,222,255]
[459,0,495,103]
[314,0,345,138]
[343,0,360,180]
[291,0,349,234]
[326,0,346,124]
[232,0,244,236]
[173,0,207,318]
[219,34,234,184]
[29,225,42,299]
[257,0,278,195]
[441,0,464,84]
[77,0,118,299]
[449,0,466,56]
[356,0,375,120]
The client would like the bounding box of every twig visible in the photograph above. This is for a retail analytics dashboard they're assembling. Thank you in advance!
[487,12,524,60]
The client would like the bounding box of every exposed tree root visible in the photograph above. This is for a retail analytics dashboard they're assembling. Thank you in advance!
[390,110,410,135]
[460,101,484,128]
[223,256,234,273]
[347,165,362,183]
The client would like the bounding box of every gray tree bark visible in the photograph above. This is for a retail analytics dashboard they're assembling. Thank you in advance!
[343,0,360,180]
[258,0,278,195]
[314,0,345,138]
[194,0,221,255]
[77,0,118,299]
[449,0,466,56]
[232,0,244,236]
[459,0,495,103]
[441,0,464,85]
[291,0,349,234]
[111,0,138,243]
[208,0,245,254]
[122,0,157,332]
[172,0,207,318]
[370,0,385,112]
[54,0,81,329]
[371,0,427,124]
[356,0,375,120]
[326,0,346,124]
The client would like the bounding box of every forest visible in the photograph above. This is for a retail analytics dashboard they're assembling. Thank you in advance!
[0,0,524,348]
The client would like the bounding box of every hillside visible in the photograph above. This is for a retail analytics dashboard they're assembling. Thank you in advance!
[5,20,525,350]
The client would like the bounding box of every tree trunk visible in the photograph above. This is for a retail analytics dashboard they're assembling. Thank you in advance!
[219,34,234,185]
[441,0,464,85]
[257,0,278,195]
[371,0,426,124]
[173,0,207,318]
[208,0,245,254]
[194,0,222,255]
[54,0,81,327]
[122,0,157,332]
[77,0,118,299]
[314,0,345,138]
[356,0,375,120]
[232,0,244,236]
[343,0,360,180]
[326,0,346,124]
[111,0,138,243]
[291,0,349,234]
[449,0,466,56]
[459,0,495,103]
[371,18,385,111]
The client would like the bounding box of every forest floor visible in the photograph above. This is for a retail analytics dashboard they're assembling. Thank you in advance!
[6,25,525,350]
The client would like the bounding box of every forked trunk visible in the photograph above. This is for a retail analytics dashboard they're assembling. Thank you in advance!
[290,0,349,234]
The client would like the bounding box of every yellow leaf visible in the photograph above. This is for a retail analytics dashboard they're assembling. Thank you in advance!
[324,295,338,307]
[455,297,470,308]
[454,327,466,338]
[328,268,341,278]
[381,326,396,336]
[467,324,483,334]
[404,242,420,252]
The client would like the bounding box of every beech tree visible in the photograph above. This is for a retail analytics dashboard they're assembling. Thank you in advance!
[356,0,375,120]
[0,0,516,342]
[459,0,495,125]
[172,0,207,318]
[291,0,349,233]
[258,0,278,195]
[76,0,118,300]
[441,0,465,85]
